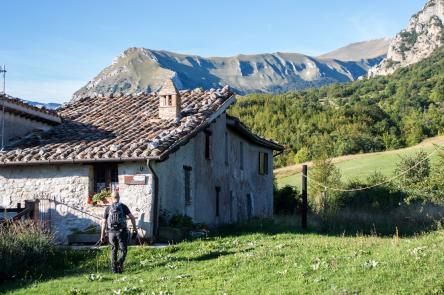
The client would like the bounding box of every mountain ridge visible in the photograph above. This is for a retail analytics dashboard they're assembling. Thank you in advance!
[318,38,392,61]
[72,40,389,101]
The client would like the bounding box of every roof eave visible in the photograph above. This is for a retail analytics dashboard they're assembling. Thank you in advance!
[0,156,163,166]
[1,98,62,125]
[226,116,284,151]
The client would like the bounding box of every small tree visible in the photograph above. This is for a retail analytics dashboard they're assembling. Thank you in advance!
[309,156,342,217]
[427,149,444,204]
[294,147,310,164]
[395,150,431,202]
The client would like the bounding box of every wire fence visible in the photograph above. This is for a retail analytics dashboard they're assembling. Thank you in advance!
[303,144,443,192]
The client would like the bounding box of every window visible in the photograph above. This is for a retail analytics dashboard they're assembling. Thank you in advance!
[240,141,244,170]
[229,190,234,222]
[224,132,228,166]
[215,186,221,217]
[184,166,192,205]
[258,152,269,175]
[94,163,118,192]
[205,130,211,160]
[168,95,173,105]
[247,193,253,219]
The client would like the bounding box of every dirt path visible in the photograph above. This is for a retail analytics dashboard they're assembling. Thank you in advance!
[274,135,444,178]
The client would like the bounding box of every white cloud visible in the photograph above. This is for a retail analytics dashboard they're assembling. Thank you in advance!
[6,80,86,104]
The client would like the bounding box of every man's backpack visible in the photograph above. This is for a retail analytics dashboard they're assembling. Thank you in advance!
[107,203,127,231]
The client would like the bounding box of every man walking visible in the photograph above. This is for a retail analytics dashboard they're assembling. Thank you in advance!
[101,191,137,273]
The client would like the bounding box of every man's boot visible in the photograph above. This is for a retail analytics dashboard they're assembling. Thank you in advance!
[117,261,123,273]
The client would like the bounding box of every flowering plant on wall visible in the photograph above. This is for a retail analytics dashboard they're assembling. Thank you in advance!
[90,190,111,206]
[87,194,95,205]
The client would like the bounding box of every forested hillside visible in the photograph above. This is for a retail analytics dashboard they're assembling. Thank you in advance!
[230,47,444,168]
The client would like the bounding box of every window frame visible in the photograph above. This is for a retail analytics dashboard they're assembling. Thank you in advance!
[93,163,119,193]
[215,186,221,217]
[183,166,192,206]
[258,152,269,175]
[204,130,212,160]
[224,132,229,166]
[240,141,244,171]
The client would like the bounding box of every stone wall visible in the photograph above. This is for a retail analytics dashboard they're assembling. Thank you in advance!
[116,161,154,239]
[0,161,154,244]
[0,164,96,243]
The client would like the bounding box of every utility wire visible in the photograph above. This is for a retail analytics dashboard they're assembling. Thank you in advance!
[303,144,443,192]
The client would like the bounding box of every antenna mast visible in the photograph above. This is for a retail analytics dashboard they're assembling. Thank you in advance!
[1,65,6,151]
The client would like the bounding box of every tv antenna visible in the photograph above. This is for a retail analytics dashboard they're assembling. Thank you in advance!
[1,65,6,151]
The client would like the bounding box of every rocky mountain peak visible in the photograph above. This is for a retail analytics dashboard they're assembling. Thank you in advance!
[369,0,444,76]
[71,42,388,102]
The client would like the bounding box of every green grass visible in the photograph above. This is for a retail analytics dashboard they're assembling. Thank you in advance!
[3,220,444,294]
[277,137,444,189]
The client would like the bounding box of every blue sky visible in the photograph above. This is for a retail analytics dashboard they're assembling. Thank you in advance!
[1,0,426,103]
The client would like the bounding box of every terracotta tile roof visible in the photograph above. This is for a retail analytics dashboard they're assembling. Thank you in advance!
[0,86,235,165]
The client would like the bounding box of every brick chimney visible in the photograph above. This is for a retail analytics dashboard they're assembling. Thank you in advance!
[158,79,181,120]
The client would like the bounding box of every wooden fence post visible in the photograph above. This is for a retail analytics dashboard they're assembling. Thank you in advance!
[33,199,40,223]
[301,165,308,229]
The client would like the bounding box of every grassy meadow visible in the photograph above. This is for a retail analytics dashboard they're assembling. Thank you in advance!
[277,136,444,189]
[2,219,444,295]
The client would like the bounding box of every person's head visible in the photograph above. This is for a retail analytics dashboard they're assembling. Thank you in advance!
[111,191,120,203]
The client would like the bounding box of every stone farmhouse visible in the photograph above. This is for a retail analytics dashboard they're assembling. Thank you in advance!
[0,82,283,243]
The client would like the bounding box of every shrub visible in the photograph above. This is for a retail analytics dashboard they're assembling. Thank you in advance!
[418,150,444,204]
[169,215,193,228]
[340,173,405,212]
[274,185,301,215]
[0,221,55,281]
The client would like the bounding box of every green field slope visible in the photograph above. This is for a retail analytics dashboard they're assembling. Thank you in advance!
[277,136,444,188]
[3,221,444,294]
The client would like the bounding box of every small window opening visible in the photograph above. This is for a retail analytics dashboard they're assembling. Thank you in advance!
[205,130,211,160]
[184,166,192,205]
[225,132,228,166]
[247,193,253,219]
[258,152,269,175]
[240,141,244,170]
[94,163,118,192]
[215,186,221,217]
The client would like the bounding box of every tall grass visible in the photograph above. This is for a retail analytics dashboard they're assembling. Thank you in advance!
[0,221,55,281]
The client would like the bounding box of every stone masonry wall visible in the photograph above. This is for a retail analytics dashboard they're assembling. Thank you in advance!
[0,162,154,244]
[0,164,97,243]
[116,161,154,239]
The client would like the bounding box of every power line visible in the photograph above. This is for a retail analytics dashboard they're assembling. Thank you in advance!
[304,144,443,192]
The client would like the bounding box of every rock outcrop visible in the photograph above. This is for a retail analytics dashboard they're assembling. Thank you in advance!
[369,0,444,76]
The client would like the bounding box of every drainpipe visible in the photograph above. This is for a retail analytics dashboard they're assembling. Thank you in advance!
[147,159,160,242]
